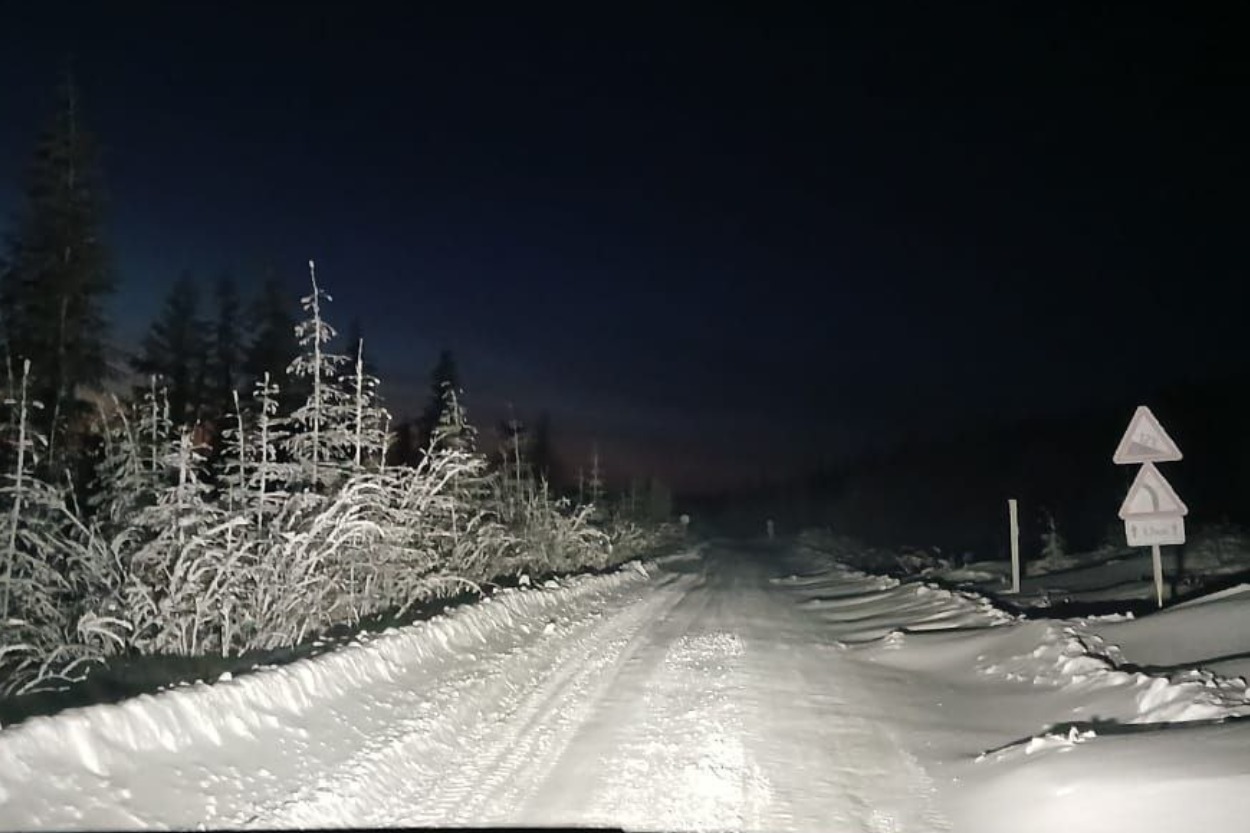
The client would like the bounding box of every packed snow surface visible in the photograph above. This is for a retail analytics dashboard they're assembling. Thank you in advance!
[2,540,1249,832]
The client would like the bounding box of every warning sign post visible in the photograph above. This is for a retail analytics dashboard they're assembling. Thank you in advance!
[1113,407,1185,607]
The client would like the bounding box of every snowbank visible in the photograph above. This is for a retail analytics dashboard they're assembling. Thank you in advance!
[791,531,1250,833]
[0,558,660,781]
[1085,582,1250,682]
[956,719,1250,833]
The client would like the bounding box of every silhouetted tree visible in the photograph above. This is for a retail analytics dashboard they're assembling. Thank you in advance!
[0,71,116,459]
[132,272,210,425]
[243,272,301,411]
[528,411,562,487]
[417,349,460,450]
[207,272,242,414]
[387,420,421,468]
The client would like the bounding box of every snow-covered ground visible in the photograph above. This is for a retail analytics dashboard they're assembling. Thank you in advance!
[1,540,1249,831]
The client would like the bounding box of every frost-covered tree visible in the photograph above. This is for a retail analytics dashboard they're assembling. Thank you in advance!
[344,336,390,469]
[246,372,296,528]
[587,443,605,506]
[497,413,531,517]
[89,378,172,529]
[283,262,354,489]
[431,381,475,454]
[123,428,233,654]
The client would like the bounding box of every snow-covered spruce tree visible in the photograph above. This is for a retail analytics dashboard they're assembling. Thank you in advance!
[240,372,298,531]
[588,443,605,504]
[218,390,249,517]
[495,413,531,522]
[341,336,390,471]
[283,261,354,491]
[428,386,495,560]
[584,442,606,522]
[432,381,476,455]
[88,380,171,529]
[122,428,243,655]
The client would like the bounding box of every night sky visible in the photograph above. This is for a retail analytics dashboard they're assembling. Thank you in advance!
[1,4,1246,493]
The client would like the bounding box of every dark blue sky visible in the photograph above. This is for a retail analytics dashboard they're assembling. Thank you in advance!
[1,3,1246,491]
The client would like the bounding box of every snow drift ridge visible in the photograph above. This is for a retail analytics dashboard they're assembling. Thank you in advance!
[0,558,663,783]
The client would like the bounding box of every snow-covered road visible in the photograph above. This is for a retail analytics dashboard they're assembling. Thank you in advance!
[0,544,954,831]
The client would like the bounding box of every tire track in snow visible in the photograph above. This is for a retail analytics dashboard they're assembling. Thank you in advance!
[546,550,949,833]
[251,570,694,828]
[437,576,693,827]
[528,573,775,832]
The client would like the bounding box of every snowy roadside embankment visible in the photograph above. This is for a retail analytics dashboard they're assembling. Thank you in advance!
[0,556,662,792]
[797,530,1250,725]
[793,531,1250,833]
[977,618,1250,724]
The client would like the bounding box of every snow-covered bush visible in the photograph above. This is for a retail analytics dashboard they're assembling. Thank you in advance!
[0,362,125,694]
[0,266,677,695]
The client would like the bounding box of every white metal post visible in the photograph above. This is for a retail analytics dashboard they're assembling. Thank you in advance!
[1151,543,1164,608]
[1009,498,1020,594]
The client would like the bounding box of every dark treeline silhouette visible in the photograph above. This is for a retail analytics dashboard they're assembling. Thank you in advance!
[0,71,115,468]
[684,370,1250,559]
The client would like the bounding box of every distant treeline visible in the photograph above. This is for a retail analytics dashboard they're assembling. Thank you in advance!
[684,370,1250,558]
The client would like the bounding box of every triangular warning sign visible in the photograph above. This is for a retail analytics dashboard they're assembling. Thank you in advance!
[1118,461,1188,518]
[1113,405,1182,464]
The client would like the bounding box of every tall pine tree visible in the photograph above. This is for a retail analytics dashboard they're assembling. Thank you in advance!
[243,272,301,411]
[0,71,116,459]
[208,272,242,415]
[417,349,460,451]
[528,411,562,488]
[132,271,208,425]
[283,261,353,489]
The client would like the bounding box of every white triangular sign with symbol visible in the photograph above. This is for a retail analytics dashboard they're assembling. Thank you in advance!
[1113,405,1182,464]
[1118,461,1188,519]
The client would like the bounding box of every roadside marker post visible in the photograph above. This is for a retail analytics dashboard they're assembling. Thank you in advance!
[1008,498,1020,594]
